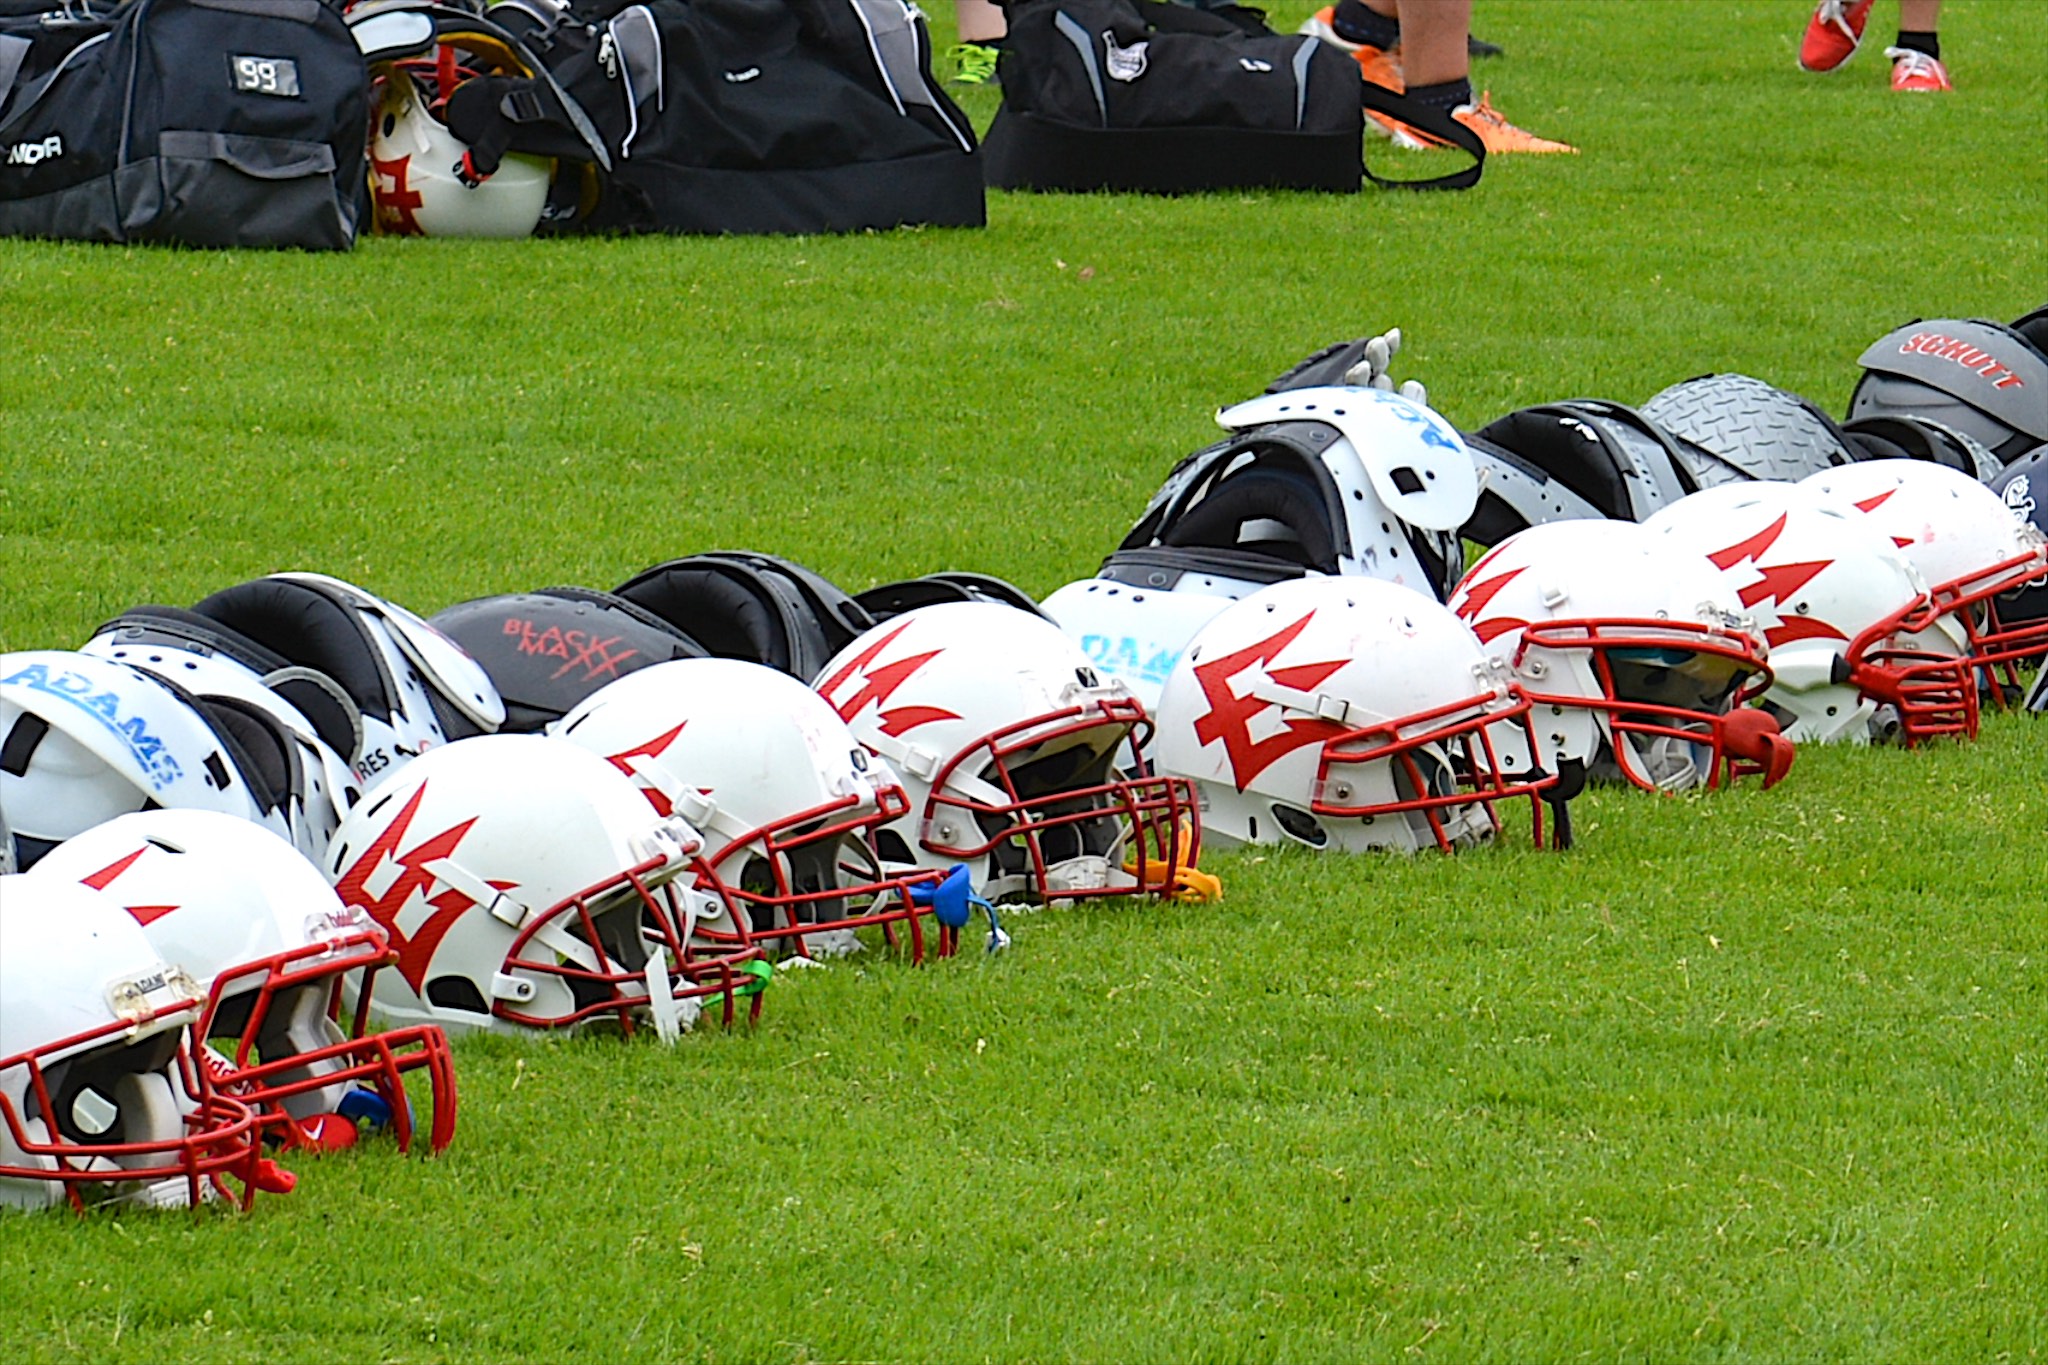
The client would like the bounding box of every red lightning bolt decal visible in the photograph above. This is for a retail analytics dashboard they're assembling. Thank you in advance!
[1451,565,1530,644]
[1736,560,1831,610]
[1853,489,1897,513]
[603,722,686,817]
[1190,613,1350,791]
[1706,513,1789,570]
[817,621,959,736]
[370,153,425,236]
[1707,512,1845,648]
[76,847,181,926]
[331,782,484,992]
[79,848,145,890]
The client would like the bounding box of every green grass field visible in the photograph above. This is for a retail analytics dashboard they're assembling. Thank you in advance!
[3,1,2047,1359]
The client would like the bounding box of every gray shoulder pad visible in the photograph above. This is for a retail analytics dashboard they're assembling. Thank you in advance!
[1840,414,2002,482]
[1461,436,1608,547]
[1641,373,1857,484]
[1853,320,2048,445]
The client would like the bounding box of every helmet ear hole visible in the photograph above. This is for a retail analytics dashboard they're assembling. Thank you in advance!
[873,828,913,865]
[1269,804,1327,848]
[425,975,489,1016]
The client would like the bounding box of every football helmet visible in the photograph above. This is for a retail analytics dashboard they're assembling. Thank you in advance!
[323,734,762,1040]
[366,22,553,238]
[1848,318,2048,463]
[77,633,364,862]
[28,811,457,1155]
[814,603,1207,904]
[1040,577,1236,725]
[552,658,954,960]
[1,650,331,872]
[1800,459,2048,698]
[0,876,281,1213]
[1153,577,1563,854]
[1643,482,1975,745]
[1449,520,1792,793]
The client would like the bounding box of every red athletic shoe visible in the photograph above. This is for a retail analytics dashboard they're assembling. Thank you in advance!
[1886,46,1953,91]
[1799,0,1875,72]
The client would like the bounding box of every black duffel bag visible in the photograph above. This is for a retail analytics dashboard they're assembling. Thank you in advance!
[447,0,986,236]
[982,0,1482,194]
[0,0,367,248]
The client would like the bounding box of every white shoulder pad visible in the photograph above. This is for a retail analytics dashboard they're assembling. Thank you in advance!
[274,573,506,731]
[1041,579,1236,716]
[1216,386,1478,531]
[0,651,264,819]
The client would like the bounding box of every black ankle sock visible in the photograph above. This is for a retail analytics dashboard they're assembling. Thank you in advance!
[1331,0,1401,49]
[1406,78,1473,112]
[965,34,1003,50]
[1893,30,1939,59]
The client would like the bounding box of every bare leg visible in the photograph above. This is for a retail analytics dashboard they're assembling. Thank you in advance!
[1897,0,1942,31]
[1391,0,1474,87]
[955,0,1005,43]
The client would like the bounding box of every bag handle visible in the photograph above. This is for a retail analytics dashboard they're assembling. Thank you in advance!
[1359,80,1484,191]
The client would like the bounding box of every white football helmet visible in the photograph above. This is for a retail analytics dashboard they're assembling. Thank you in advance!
[1644,482,1975,745]
[28,811,456,1155]
[1,650,326,871]
[323,734,762,1040]
[77,637,364,862]
[369,66,550,238]
[814,603,1208,905]
[1152,576,1564,854]
[1448,520,1792,794]
[1799,459,2048,699]
[0,875,283,1213]
[551,659,952,961]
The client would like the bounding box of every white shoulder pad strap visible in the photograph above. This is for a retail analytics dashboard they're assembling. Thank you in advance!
[1216,386,1478,531]
[274,573,506,731]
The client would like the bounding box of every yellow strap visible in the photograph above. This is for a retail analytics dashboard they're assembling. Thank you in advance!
[1124,856,1224,903]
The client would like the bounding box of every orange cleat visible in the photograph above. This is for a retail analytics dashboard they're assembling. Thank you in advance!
[1886,47,1953,91]
[1799,0,1875,72]
[1387,91,1579,155]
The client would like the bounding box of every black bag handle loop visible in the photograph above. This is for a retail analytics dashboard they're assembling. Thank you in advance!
[1359,80,1484,191]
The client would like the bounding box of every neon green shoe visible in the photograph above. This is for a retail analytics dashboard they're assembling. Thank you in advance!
[950,42,1000,86]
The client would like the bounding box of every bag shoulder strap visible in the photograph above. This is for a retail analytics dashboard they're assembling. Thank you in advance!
[1360,81,1484,191]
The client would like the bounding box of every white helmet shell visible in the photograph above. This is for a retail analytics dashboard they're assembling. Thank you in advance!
[1645,481,1974,745]
[1039,577,1235,724]
[813,603,1202,904]
[322,734,727,1040]
[0,875,264,1212]
[1,651,295,869]
[1448,520,1790,793]
[552,658,943,961]
[1153,577,1558,855]
[1799,459,2048,686]
[28,810,456,1153]
[370,73,549,238]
